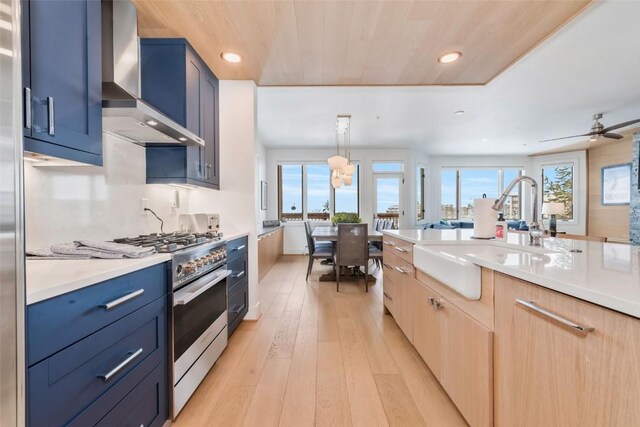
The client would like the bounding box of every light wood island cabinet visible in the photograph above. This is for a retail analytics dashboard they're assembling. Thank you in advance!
[494,272,640,426]
[382,233,640,427]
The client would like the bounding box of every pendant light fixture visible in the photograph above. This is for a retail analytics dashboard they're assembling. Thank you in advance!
[327,125,348,172]
[328,115,353,189]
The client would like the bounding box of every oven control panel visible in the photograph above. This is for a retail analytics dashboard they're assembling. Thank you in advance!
[173,241,228,288]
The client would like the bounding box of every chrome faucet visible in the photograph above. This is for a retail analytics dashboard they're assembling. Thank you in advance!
[492,176,544,246]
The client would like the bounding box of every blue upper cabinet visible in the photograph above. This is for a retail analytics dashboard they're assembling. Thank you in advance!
[141,38,220,190]
[22,0,103,166]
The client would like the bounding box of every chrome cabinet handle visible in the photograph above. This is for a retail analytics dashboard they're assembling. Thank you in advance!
[24,87,32,129]
[516,299,594,335]
[99,348,143,381]
[383,241,393,246]
[428,297,442,310]
[394,266,407,274]
[383,292,393,302]
[233,271,245,279]
[47,96,54,135]
[233,245,246,251]
[394,246,408,253]
[382,263,391,269]
[174,270,231,305]
[101,289,144,310]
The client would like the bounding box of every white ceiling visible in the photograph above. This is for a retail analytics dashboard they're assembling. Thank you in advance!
[257,0,640,155]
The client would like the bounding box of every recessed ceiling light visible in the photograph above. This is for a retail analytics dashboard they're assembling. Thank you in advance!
[221,52,242,63]
[178,137,187,142]
[453,110,465,116]
[481,138,489,142]
[146,120,158,126]
[438,51,462,64]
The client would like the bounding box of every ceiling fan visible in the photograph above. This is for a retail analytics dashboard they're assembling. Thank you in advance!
[540,113,640,143]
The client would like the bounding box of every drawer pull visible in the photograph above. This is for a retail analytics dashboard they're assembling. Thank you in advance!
[24,87,32,129]
[383,292,393,302]
[233,245,246,251]
[99,348,143,382]
[383,241,393,246]
[233,271,245,279]
[102,289,145,310]
[394,266,407,274]
[516,299,594,335]
[394,246,409,253]
[47,96,55,136]
[382,263,391,269]
[428,297,442,310]
[230,303,246,314]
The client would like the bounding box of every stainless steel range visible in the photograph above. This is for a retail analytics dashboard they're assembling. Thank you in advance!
[115,232,230,417]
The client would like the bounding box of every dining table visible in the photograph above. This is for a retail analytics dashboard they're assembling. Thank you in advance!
[311,226,384,242]
[310,225,383,282]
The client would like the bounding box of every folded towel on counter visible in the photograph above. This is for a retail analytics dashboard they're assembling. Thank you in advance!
[27,241,156,260]
[26,248,92,260]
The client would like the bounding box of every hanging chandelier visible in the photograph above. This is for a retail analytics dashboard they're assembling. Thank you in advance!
[328,115,354,189]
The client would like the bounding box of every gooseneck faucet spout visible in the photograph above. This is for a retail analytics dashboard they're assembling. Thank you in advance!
[492,175,543,246]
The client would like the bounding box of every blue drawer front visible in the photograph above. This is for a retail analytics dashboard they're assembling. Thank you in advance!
[28,263,167,366]
[28,297,167,427]
[227,236,248,260]
[228,279,248,337]
[227,254,247,292]
[94,360,167,427]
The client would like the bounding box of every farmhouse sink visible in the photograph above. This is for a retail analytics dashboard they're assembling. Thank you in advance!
[413,243,558,300]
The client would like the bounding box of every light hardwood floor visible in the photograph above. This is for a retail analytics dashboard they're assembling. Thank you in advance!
[173,256,467,427]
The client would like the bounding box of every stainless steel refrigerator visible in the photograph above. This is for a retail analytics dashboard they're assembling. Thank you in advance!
[0,0,26,425]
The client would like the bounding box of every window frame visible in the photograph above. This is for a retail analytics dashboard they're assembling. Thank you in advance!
[277,162,361,221]
[541,162,575,221]
[416,165,427,222]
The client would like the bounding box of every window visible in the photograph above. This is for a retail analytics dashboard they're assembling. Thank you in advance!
[279,165,303,221]
[416,166,426,221]
[441,168,524,220]
[306,164,331,220]
[334,164,359,216]
[278,163,360,221]
[372,162,404,173]
[441,169,458,220]
[542,164,574,220]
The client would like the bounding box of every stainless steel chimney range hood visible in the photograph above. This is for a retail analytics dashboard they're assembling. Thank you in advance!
[101,0,204,147]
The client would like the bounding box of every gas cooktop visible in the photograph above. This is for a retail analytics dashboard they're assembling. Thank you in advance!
[113,232,222,253]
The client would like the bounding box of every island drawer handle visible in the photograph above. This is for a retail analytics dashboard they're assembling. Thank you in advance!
[394,266,407,274]
[382,263,391,269]
[383,241,393,246]
[102,289,145,310]
[428,297,442,310]
[99,348,143,381]
[516,299,594,335]
[394,246,409,253]
[383,292,393,302]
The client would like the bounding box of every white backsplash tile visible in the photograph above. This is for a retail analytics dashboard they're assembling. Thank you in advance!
[24,133,190,250]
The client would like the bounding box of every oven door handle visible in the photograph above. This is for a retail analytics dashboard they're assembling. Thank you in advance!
[174,269,231,306]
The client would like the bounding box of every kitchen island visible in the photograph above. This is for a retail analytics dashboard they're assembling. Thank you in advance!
[382,228,640,426]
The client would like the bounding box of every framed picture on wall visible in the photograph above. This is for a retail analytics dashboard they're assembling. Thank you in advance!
[261,181,268,210]
[601,163,631,206]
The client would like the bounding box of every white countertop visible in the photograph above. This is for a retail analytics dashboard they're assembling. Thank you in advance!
[223,229,250,241]
[26,254,172,305]
[385,229,640,318]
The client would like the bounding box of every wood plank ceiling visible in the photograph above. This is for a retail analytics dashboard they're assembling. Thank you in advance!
[133,0,591,86]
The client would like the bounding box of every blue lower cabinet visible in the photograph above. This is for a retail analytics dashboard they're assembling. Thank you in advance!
[228,279,248,337]
[227,236,249,337]
[26,263,170,427]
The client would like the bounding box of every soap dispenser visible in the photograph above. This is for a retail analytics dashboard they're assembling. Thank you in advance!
[496,213,508,241]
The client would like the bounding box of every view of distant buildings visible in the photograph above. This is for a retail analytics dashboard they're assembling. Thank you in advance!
[441,195,520,220]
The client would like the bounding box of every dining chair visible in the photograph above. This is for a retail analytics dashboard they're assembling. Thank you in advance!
[369,243,383,269]
[335,223,369,292]
[304,221,334,280]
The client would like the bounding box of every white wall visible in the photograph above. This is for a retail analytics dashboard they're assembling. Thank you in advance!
[426,155,533,223]
[265,147,427,254]
[188,80,261,319]
[24,133,191,249]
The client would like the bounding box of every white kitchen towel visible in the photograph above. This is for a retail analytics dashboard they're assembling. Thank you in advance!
[28,241,156,259]
[27,248,92,260]
[76,240,156,258]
